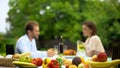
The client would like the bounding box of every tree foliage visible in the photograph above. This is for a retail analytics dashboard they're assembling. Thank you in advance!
[7,0,120,48]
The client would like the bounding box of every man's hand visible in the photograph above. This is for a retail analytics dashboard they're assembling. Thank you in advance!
[47,48,55,57]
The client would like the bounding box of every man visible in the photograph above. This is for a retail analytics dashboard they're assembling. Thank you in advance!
[15,20,55,58]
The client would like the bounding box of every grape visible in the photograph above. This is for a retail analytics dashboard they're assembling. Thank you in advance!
[19,57,32,62]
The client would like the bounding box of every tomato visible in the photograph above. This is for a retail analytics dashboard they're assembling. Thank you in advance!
[31,58,43,66]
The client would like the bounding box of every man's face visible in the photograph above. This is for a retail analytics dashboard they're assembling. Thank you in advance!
[31,26,40,39]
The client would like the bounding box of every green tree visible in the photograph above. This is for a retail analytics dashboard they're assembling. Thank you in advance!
[8,0,83,42]
[7,0,120,48]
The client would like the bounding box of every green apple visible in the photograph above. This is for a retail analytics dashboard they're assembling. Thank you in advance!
[78,63,84,68]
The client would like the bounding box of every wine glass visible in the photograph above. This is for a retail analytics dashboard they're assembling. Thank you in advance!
[54,45,58,55]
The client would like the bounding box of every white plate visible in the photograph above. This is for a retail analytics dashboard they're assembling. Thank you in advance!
[63,55,76,59]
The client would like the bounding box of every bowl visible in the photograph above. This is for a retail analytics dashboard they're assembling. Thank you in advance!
[88,59,120,68]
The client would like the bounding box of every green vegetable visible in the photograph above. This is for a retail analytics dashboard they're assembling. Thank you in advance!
[56,58,63,68]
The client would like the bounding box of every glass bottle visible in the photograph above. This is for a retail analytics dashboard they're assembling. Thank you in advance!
[58,36,64,54]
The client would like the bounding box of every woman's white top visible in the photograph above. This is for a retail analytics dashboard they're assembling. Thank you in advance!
[85,35,105,57]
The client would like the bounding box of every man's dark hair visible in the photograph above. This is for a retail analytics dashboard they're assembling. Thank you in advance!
[25,20,39,34]
[83,21,97,36]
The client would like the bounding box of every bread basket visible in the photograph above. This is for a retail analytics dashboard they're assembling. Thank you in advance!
[0,58,15,67]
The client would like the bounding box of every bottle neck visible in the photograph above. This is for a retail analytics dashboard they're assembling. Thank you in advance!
[59,35,63,43]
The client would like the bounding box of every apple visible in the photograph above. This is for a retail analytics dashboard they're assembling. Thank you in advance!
[97,52,107,62]
[72,56,81,66]
[78,63,84,68]
[78,63,89,68]
[31,58,43,66]
[36,58,43,66]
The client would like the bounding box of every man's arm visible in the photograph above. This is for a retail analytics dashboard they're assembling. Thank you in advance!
[16,40,50,58]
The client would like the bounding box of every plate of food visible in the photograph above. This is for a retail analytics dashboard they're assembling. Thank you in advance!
[63,49,76,59]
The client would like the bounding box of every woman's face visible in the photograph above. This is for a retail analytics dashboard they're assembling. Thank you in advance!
[82,25,92,37]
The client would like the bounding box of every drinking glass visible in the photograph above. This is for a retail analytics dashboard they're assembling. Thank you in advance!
[54,45,58,55]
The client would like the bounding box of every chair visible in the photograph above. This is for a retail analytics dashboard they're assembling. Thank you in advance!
[112,46,120,68]
[6,44,14,55]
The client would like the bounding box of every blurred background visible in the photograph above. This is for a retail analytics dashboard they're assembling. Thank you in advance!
[0,0,120,57]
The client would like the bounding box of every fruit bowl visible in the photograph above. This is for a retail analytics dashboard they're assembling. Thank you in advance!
[88,59,120,68]
[89,61,112,68]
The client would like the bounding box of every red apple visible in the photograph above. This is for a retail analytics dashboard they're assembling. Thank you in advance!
[97,52,107,62]
[36,58,43,66]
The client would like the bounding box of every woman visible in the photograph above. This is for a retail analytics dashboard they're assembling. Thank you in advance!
[82,21,105,57]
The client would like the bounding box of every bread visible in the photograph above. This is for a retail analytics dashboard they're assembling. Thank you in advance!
[63,49,76,55]
[12,53,21,59]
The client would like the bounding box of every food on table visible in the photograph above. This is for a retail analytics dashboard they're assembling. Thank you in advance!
[89,60,111,68]
[63,59,72,68]
[63,49,76,55]
[80,56,86,64]
[89,59,120,68]
[12,53,21,59]
[13,61,36,67]
[56,57,63,68]
[91,55,98,62]
[13,54,43,67]
[97,52,107,62]
[91,52,107,62]
[111,59,120,65]
[42,58,51,68]
[19,56,32,63]
[78,62,89,68]
[47,59,60,68]
[69,64,77,68]
[12,52,31,59]
[61,57,67,63]
[78,63,84,68]
[72,56,81,66]
[31,58,43,66]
